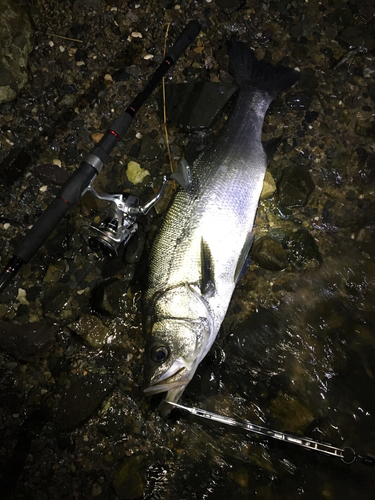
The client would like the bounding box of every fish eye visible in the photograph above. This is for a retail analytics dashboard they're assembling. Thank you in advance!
[150,345,169,363]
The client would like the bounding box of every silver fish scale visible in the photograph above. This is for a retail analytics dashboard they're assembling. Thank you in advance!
[145,90,269,331]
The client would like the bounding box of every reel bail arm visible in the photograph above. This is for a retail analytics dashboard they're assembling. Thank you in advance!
[86,176,168,258]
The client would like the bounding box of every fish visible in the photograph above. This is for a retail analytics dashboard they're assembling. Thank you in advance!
[143,41,299,415]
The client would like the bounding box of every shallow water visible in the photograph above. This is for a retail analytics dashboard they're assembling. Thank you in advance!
[0,0,375,499]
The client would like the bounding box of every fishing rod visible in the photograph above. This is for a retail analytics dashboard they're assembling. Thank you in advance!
[165,401,375,467]
[0,20,201,293]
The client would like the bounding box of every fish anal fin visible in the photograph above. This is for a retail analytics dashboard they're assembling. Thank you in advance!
[200,238,215,297]
[170,158,192,191]
[234,232,254,284]
[262,136,282,165]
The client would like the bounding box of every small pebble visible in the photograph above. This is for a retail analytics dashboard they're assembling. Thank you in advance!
[91,132,104,143]
[48,41,54,47]
[131,32,142,38]
[52,159,62,167]
[39,185,48,193]
[17,288,30,306]
[104,73,113,81]
[144,54,154,60]
[92,483,102,497]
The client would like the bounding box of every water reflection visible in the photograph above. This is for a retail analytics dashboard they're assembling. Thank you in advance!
[169,243,375,498]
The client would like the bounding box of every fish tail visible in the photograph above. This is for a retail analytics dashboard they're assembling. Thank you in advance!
[228,41,299,97]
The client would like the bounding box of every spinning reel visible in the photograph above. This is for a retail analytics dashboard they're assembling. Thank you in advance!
[86,158,191,258]
[86,176,167,258]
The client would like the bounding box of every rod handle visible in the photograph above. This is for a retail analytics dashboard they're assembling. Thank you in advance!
[166,20,201,63]
[14,161,97,263]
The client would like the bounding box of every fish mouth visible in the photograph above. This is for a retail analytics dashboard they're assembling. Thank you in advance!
[144,365,189,396]
[144,360,191,416]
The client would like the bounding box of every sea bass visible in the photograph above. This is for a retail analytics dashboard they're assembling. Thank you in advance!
[143,42,299,414]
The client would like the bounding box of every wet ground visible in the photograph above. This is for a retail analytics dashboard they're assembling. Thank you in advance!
[0,0,375,499]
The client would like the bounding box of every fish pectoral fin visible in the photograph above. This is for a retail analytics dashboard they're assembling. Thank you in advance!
[200,238,216,297]
[170,158,192,191]
[234,232,254,284]
[262,136,282,165]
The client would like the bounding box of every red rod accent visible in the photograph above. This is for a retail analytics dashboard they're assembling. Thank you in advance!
[59,197,70,205]
[108,129,120,141]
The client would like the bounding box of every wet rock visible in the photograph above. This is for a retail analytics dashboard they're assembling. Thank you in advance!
[97,406,125,439]
[229,307,281,363]
[74,48,88,61]
[0,321,54,362]
[286,230,321,270]
[368,83,375,105]
[138,135,161,160]
[55,372,114,431]
[68,313,109,349]
[0,148,32,187]
[266,228,288,246]
[355,119,375,138]
[357,2,375,22]
[270,391,313,433]
[299,68,319,95]
[278,164,314,207]
[260,171,277,200]
[90,278,129,317]
[60,142,78,164]
[289,25,303,39]
[305,110,319,123]
[163,82,237,131]
[18,186,35,211]
[285,92,312,110]
[43,261,67,284]
[0,0,33,103]
[43,283,72,315]
[113,455,147,500]
[330,151,350,185]
[251,236,288,271]
[123,229,146,264]
[74,0,102,7]
[34,164,70,186]
[216,0,245,12]
[0,391,21,414]
[358,153,375,185]
[337,26,375,51]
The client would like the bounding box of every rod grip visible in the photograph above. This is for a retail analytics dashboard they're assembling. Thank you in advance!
[14,197,71,263]
[15,161,97,263]
[166,20,201,63]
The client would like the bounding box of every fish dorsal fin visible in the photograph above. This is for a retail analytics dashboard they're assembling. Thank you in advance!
[170,158,192,191]
[262,136,282,165]
[200,238,215,297]
[234,232,254,284]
